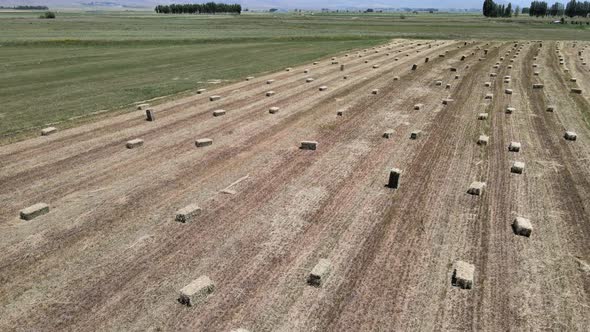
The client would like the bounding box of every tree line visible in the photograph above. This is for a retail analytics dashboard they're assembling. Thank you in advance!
[155,2,241,14]
[0,5,49,10]
[564,0,590,17]
[525,1,590,17]
[483,0,514,17]
[484,0,590,17]
[526,1,549,16]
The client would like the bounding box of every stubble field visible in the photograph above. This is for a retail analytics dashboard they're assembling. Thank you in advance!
[1,35,590,331]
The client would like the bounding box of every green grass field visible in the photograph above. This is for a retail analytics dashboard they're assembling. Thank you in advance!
[1,10,588,140]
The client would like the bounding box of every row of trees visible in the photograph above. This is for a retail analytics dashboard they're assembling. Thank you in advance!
[549,2,565,16]
[0,5,48,10]
[524,1,590,17]
[527,1,549,16]
[155,2,241,14]
[484,1,590,17]
[482,0,514,17]
[565,0,590,17]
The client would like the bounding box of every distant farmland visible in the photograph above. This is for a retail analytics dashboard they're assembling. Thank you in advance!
[1,10,589,141]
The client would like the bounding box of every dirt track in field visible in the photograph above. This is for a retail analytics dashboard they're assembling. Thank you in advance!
[1,39,590,331]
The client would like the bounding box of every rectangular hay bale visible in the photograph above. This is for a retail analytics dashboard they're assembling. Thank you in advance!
[307,259,331,287]
[136,103,150,110]
[508,142,521,152]
[477,135,489,145]
[564,131,577,141]
[513,217,533,237]
[126,139,144,149]
[388,168,401,189]
[468,181,486,196]
[300,141,318,150]
[410,130,422,139]
[511,161,525,174]
[452,261,475,289]
[195,138,213,147]
[175,204,202,223]
[178,275,215,306]
[145,109,155,121]
[41,127,57,136]
[20,203,49,220]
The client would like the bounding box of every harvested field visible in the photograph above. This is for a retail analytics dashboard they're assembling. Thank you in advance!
[1,39,590,332]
